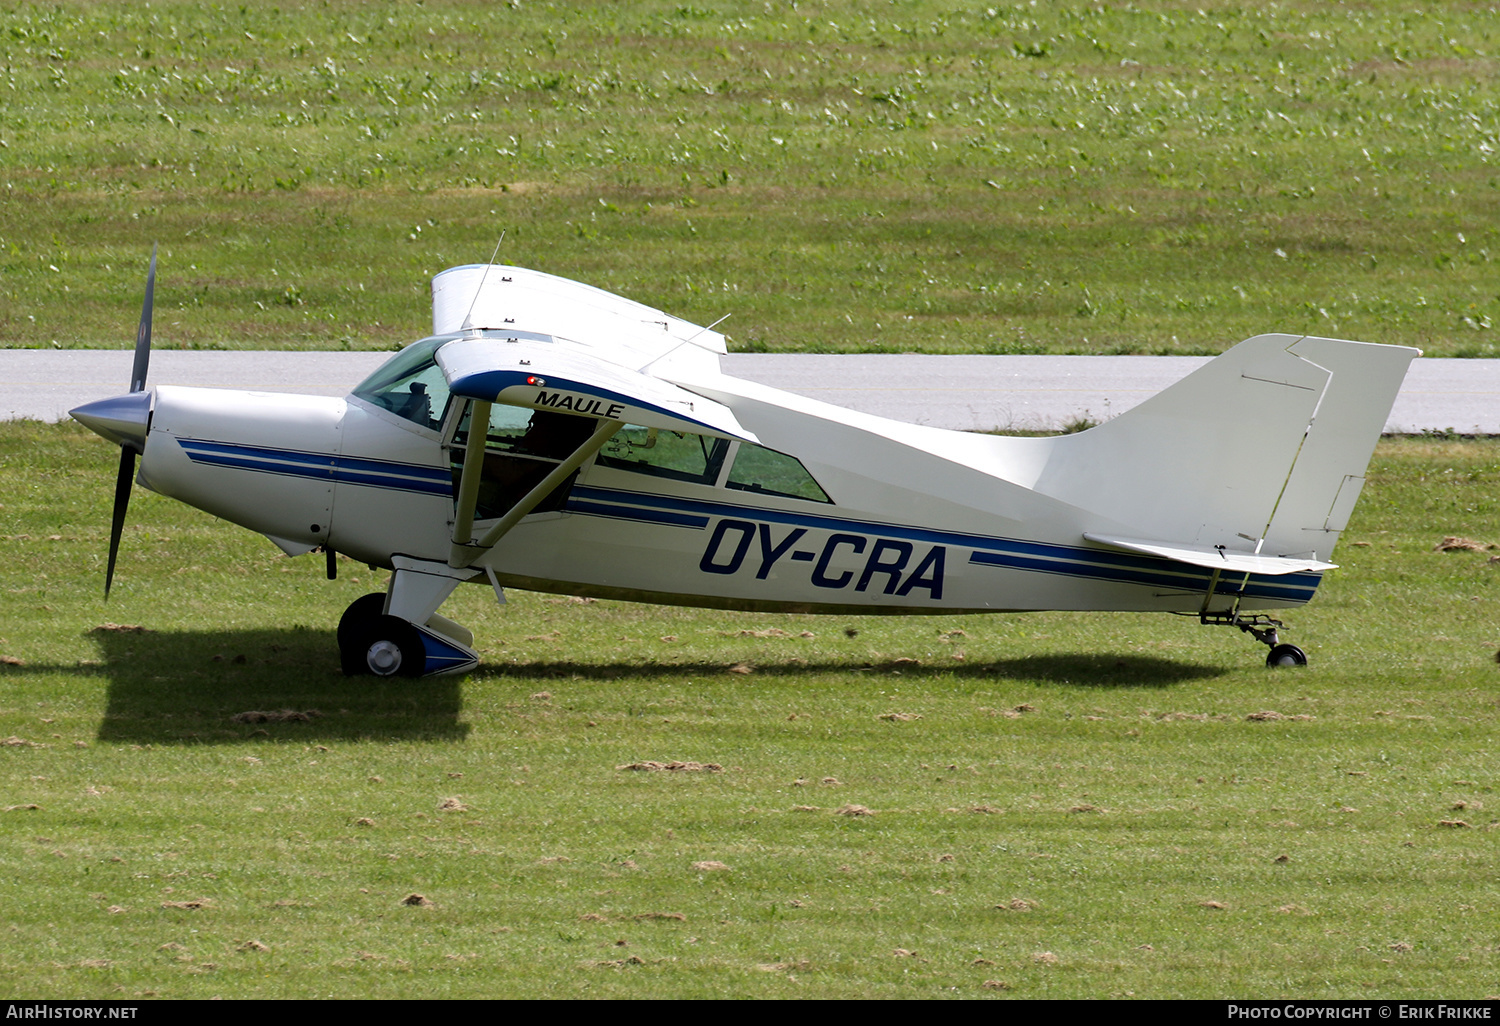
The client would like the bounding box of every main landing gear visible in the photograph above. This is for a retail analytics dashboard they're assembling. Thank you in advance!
[338,558,489,677]
[338,586,481,678]
[337,557,500,677]
[1200,610,1308,668]
[339,594,423,677]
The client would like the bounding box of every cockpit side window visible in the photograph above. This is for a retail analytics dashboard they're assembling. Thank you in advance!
[352,337,454,432]
[448,402,596,521]
[596,424,730,485]
[591,424,831,503]
[451,402,598,459]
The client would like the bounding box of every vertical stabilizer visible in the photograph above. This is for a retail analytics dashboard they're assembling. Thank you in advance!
[1025,334,1418,563]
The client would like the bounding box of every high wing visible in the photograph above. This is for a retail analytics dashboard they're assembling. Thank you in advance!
[431,263,729,367]
[429,267,757,570]
[435,336,756,443]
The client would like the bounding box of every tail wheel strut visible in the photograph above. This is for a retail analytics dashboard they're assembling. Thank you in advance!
[1200,610,1308,668]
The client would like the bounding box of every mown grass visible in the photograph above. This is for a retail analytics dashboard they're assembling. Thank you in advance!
[2,421,1498,998]
[3,1,1500,355]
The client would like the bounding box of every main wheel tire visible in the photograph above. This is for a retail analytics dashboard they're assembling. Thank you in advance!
[360,615,426,678]
[1266,643,1308,668]
[338,593,388,676]
[338,593,387,648]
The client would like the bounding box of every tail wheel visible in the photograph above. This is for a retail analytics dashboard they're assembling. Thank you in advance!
[1266,643,1308,668]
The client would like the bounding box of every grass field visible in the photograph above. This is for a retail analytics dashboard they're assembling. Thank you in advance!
[3,0,1500,355]
[2,421,1497,999]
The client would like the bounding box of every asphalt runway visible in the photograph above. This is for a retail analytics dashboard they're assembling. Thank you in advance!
[4,349,1496,434]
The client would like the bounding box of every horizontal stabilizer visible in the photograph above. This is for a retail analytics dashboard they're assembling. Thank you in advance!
[1084,533,1336,575]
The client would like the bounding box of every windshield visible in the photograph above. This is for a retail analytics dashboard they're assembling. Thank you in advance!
[352,337,454,432]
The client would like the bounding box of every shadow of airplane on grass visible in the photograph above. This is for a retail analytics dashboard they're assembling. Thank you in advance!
[468,651,1224,689]
[10,627,1224,745]
[82,626,469,744]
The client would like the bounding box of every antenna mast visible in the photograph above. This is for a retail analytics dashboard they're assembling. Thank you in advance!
[460,232,506,332]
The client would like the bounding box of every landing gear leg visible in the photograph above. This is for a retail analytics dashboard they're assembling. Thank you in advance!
[1200,610,1307,668]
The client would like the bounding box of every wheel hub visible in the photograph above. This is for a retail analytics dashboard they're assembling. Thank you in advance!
[366,639,403,675]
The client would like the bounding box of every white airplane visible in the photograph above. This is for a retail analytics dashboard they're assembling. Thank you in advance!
[71,251,1419,675]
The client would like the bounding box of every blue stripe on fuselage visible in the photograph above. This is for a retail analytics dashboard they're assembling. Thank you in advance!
[564,484,1322,603]
[176,438,452,496]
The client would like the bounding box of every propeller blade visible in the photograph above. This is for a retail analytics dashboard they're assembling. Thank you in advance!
[103,246,156,597]
[105,447,137,599]
[130,243,156,393]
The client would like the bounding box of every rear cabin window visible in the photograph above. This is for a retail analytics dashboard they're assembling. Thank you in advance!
[726,444,831,503]
[595,425,730,485]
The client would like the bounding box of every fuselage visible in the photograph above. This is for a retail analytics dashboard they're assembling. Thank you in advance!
[132,340,1319,618]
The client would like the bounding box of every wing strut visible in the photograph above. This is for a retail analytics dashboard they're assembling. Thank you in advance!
[449,414,621,569]
[451,398,493,549]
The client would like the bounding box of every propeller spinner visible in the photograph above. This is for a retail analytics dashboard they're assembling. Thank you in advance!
[70,244,156,597]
